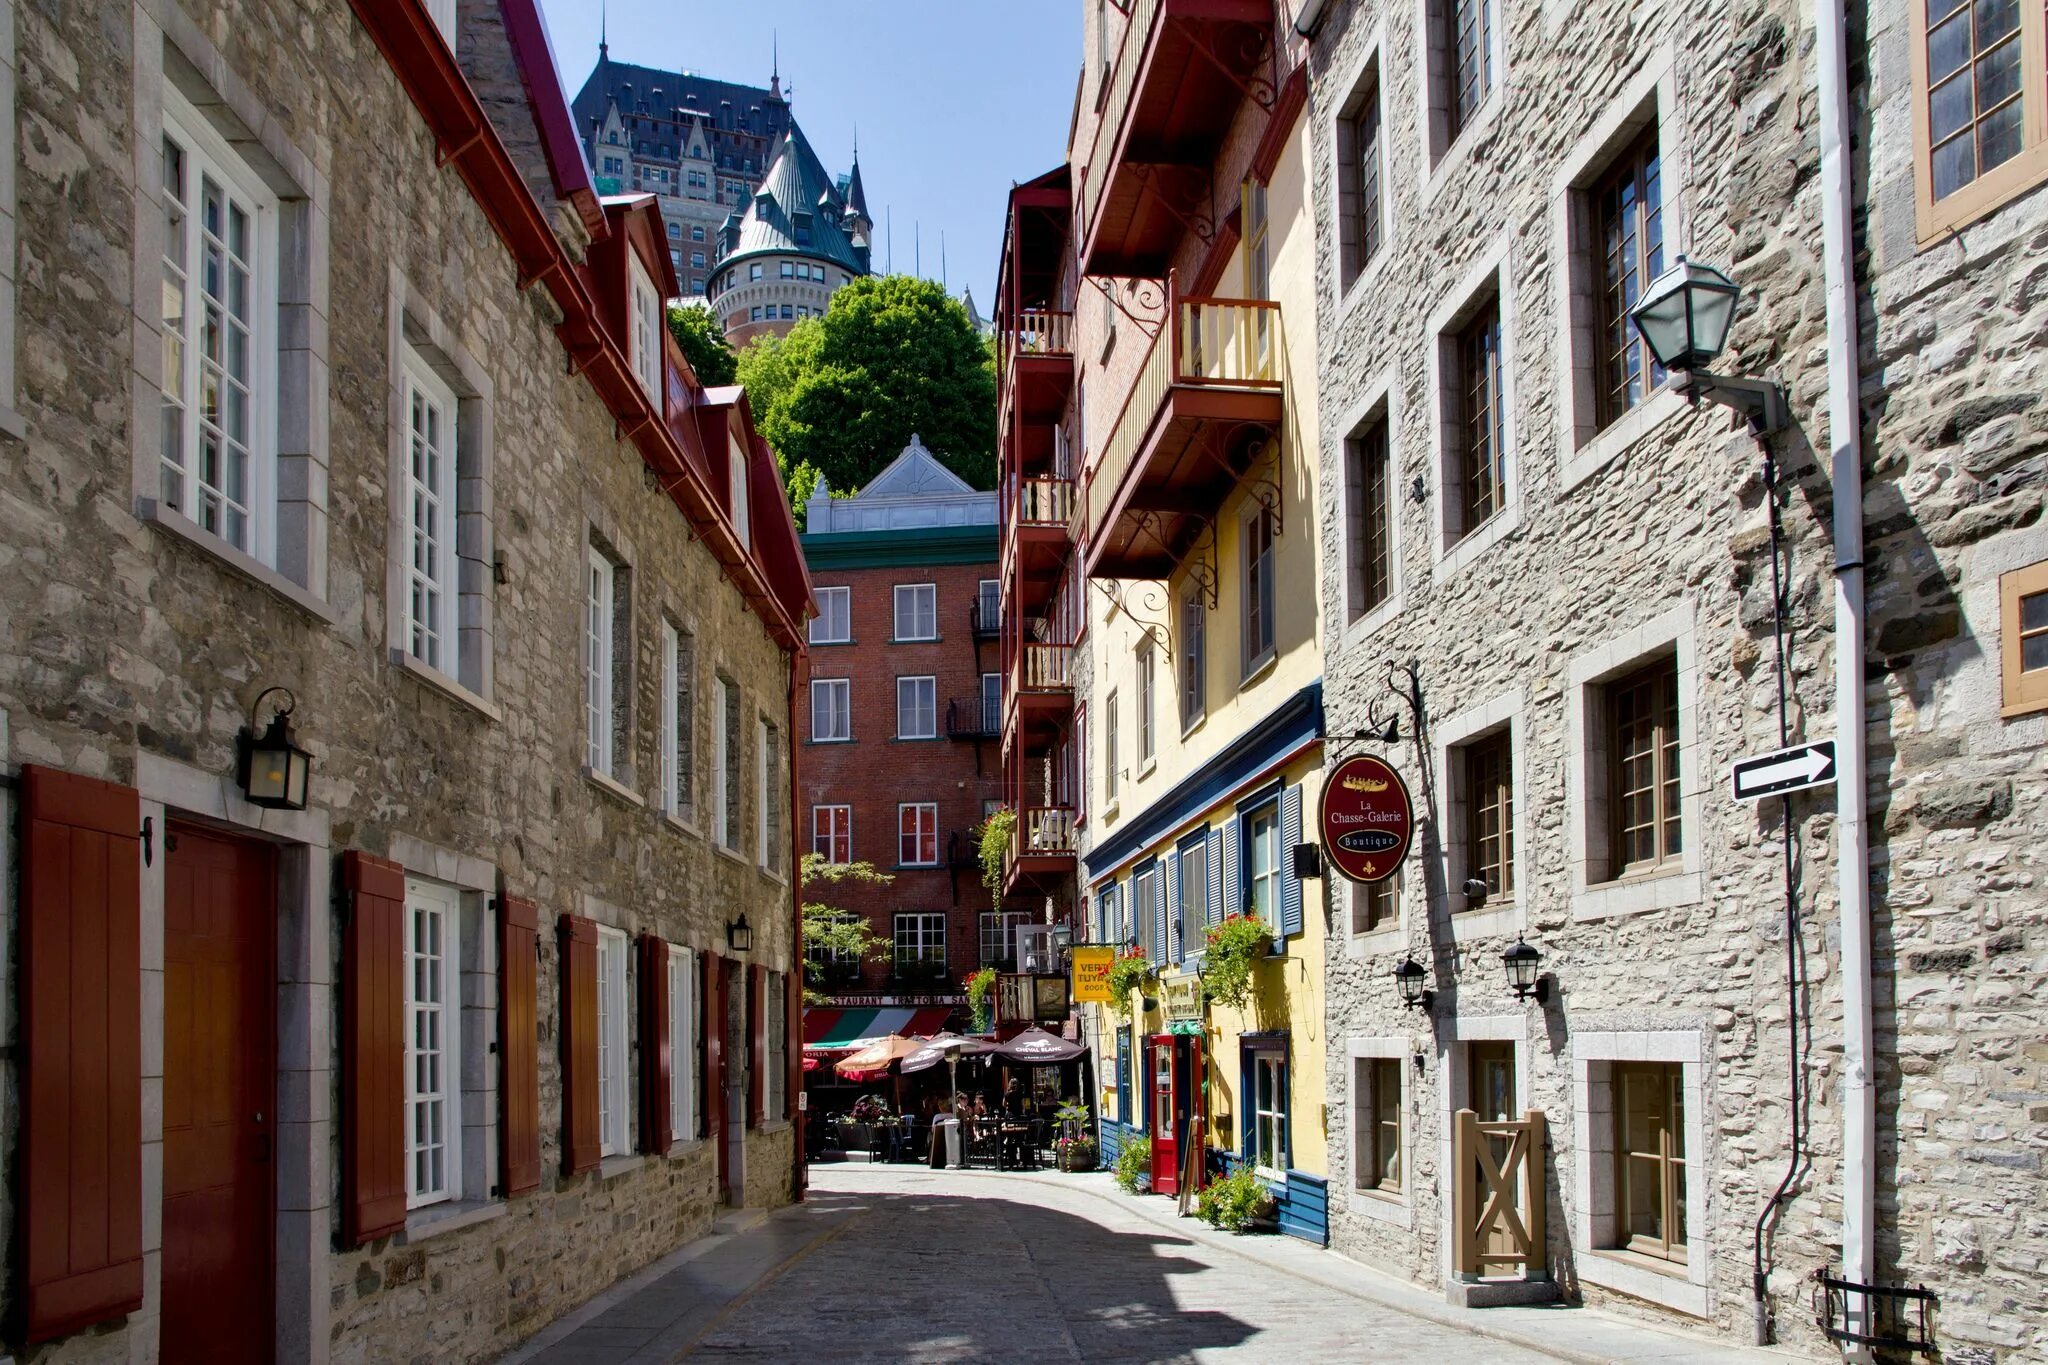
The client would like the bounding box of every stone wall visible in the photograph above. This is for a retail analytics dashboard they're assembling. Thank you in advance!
[1306,0,2046,1354]
[0,1,800,1361]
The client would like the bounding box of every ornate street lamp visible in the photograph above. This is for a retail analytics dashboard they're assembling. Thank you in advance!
[1392,955,1434,1013]
[1630,255,1787,432]
[1503,935,1550,1003]
[727,914,754,955]
[237,687,312,811]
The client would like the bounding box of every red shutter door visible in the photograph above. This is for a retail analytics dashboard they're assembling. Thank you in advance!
[499,895,541,1197]
[639,934,672,1154]
[559,915,601,1175]
[749,964,766,1128]
[20,766,144,1342]
[340,850,406,1245]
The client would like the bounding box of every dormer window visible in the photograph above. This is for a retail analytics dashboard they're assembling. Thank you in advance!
[628,253,662,404]
[729,434,751,549]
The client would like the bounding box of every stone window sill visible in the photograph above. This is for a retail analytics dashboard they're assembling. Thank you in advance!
[1558,387,1685,494]
[1578,1247,1707,1318]
[597,1153,647,1181]
[1434,500,1522,587]
[1447,900,1523,944]
[663,810,702,840]
[1348,1185,1412,1226]
[401,1199,507,1245]
[585,767,646,808]
[143,503,336,625]
[1344,922,1405,959]
[0,403,27,441]
[391,650,501,721]
[715,842,751,867]
[1342,590,1406,653]
[1570,869,1702,924]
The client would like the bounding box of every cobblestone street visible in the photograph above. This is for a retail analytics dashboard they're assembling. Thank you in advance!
[507,1162,1789,1364]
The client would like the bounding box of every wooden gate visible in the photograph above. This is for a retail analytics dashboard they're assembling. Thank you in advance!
[1451,1108,1547,1281]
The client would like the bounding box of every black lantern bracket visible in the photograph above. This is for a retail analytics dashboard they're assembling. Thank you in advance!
[1338,660,1427,750]
[236,686,312,811]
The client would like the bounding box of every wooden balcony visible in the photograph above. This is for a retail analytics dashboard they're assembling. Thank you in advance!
[1004,805,1078,895]
[1082,277,1284,580]
[1079,0,1277,277]
[1001,474,1075,619]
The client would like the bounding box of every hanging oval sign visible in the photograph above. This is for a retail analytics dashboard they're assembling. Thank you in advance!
[1320,754,1414,884]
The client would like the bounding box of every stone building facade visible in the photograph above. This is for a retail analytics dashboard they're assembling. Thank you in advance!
[1302,0,2047,1354]
[0,2,812,1363]
[795,440,1014,1028]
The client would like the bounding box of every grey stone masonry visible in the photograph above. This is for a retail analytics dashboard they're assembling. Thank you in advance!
[0,2,803,1364]
[1308,0,2046,1357]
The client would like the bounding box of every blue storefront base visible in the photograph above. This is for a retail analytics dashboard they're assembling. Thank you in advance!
[1098,1128,1328,1246]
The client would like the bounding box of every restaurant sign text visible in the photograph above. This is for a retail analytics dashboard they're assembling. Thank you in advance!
[1070,946,1116,1004]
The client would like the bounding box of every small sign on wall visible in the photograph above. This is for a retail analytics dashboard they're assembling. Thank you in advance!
[1319,754,1414,883]
[1071,946,1116,1004]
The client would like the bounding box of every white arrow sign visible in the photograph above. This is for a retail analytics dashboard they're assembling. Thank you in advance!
[1730,740,1837,803]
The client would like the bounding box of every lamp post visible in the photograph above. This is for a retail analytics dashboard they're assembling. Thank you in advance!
[1629,255,1788,433]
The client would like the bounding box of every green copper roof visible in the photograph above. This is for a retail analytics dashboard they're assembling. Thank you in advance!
[799,523,996,569]
[721,130,868,275]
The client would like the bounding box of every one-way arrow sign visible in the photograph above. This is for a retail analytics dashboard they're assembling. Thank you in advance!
[1730,740,1837,803]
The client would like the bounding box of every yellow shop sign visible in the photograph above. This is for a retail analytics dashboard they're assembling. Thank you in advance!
[1071,946,1116,1004]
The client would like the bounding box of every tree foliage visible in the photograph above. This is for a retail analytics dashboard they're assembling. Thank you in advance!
[800,853,892,1002]
[736,275,996,520]
[667,301,738,389]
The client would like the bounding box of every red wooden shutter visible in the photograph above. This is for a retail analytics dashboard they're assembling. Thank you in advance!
[559,914,601,1175]
[20,766,144,1342]
[749,964,766,1127]
[638,934,672,1154]
[341,850,406,1246]
[700,951,719,1143]
[499,895,541,1197]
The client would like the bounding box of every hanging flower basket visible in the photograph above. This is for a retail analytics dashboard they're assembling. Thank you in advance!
[1199,913,1270,1011]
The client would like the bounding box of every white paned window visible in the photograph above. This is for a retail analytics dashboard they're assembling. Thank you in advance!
[401,349,459,674]
[765,971,787,1119]
[585,547,615,774]
[757,718,779,869]
[1252,1050,1289,1175]
[404,877,460,1208]
[980,911,1031,966]
[893,583,937,640]
[158,94,277,561]
[714,675,741,850]
[629,255,663,403]
[898,802,938,866]
[660,621,694,819]
[668,945,695,1143]
[893,912,946,965]
[896,676,937,738]
[812,804,851,862]
[810,586,850,643]
[811,678,851,741]
[729,436,751,548]
[1136,639,1155,764]
[1247,804,1280,924]
[596,926,630,1157]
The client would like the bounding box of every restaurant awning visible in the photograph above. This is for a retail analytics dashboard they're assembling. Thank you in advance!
[803,1005,955,1050]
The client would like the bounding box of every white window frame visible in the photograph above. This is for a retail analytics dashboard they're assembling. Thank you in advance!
[898,802,938,867]
[810,585,851,644]
[980,671,1002,732]
[979,910,1032,966]
[585,547,615,774]
[595,925,631,1158]
[1251,1049,1288,1178]
[757,717,776,868]
[1136,639,1156,766]
[764,972,786,1120]
[660,620,693,820]
[810,677,851,741]
[157,89,280,566]
[896,675,937,739]
[668,944,696,1145]
[1246,803,1280,926]
[629,254,663,404]
[1241,504,1277,677]
[893,912,946,965]
[1104,690,1120,806]
[1180,587,1207,732]
[893,583,938,641]
[812,804,851,862]
[714,675,740,851]
[1337,372,1407,648]
[404,876,462,1209]
[728,435,751,548]
[400,347,460,677]
[1427,240,1521,584]
[423,0,457,50]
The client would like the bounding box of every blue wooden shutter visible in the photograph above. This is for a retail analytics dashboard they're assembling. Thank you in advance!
[1165,851,1182,963]
[1221,817,1241,919]
[1207,827,1224,927]
[1280,784,1304,939]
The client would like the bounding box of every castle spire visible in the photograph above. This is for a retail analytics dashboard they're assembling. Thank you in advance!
[598,0,608,63]
[768,31,782,100]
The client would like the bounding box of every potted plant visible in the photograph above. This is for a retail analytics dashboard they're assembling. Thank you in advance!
[1198,911,1270,1012]
[1106,947,1152,1021]
[1113,1136,1153,1194]
[1053,1101,1097,1172]
[1194,1165,1276,1233]
[965,966,997,1033]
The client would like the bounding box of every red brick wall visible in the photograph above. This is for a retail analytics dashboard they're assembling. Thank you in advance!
[799,556,1012,993]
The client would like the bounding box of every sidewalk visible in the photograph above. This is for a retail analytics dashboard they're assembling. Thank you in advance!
[981,1166,1798,1365]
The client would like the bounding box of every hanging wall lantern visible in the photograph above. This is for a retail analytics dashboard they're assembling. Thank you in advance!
[237,686,312,811]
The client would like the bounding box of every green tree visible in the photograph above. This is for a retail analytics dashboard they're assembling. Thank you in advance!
[667,301,737,388]
[736,275,996,516]
[800,853,893,1005]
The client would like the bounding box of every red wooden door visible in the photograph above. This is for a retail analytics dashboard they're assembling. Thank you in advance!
[1148,1035,1178,1195]
[162,824,276,1365]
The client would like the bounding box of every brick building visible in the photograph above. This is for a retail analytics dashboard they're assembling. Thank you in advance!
[0,2,811,1362]
[797,440,1030,1044]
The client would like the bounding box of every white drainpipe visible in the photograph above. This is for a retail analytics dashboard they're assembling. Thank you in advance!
[1815,0,1874,1351]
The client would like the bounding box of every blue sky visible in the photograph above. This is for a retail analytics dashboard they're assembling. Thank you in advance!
[534,1,1082,312]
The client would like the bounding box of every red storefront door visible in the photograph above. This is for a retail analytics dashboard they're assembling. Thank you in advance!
[162,824,276,1364]
[1149,1036,1179,1194]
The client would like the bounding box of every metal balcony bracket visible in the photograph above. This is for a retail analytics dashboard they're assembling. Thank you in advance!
[1182,19,1277,112]
[1136,163,1216,247]
[1090,576,1172,650]
[1337,659,1428,750]
[1182,519,1220,611]
[1084,274,1167,337]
